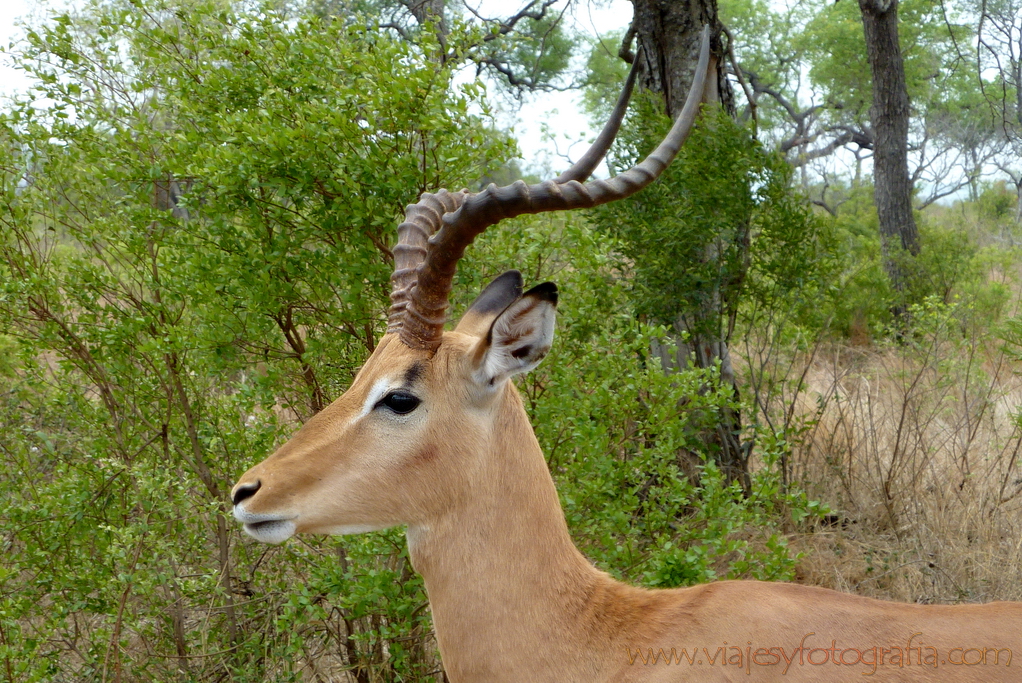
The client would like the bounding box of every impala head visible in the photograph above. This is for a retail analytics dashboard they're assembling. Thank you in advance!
[231,28,711,544]
[231,271,558,543]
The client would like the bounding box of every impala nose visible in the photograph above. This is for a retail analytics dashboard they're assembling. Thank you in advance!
[232,480,261,506]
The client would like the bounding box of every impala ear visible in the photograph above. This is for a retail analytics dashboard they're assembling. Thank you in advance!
[471,282,557,388]
[455,270,524,338]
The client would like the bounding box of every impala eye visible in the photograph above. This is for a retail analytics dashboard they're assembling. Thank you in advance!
[377,391,420,414]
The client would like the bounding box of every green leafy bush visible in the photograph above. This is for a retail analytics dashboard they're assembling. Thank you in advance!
[590,105,832,338]
[471,217,812,589]
[0,3,818,681]
[0,1,508,679]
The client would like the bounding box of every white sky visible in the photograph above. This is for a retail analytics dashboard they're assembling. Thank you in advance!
[0,0,634,176]
[478,0,634,175]
[0,0,41,97]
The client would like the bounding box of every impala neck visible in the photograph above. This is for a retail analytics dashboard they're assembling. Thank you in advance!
[405,384,609,682]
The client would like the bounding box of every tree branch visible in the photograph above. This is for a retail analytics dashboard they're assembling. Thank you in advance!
[721,24,757,129]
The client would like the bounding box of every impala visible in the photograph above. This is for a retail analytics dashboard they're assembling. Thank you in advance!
[232,27,1022,682]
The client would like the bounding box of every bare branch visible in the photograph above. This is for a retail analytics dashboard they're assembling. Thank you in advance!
[618,25,636,64]
[460,0,560,43]
[379,22,412,41]
[721,24,757,129]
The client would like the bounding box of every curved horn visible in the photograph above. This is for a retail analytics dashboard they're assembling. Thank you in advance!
[387,189,468,334]
[394,26,712,350]
[553,47,643,184]
[386,49,643,336]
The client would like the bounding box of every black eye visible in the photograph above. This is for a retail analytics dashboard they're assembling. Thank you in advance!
[377,391,420,414]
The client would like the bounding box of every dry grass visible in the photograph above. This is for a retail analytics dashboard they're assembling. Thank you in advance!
[777,331,1022,604]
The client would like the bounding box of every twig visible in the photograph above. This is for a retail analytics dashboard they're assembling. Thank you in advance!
[720,24,756,131]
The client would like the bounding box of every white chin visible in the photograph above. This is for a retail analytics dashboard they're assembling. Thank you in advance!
[244,519,297,544]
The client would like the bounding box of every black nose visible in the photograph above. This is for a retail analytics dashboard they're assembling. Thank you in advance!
[232,480,261,506]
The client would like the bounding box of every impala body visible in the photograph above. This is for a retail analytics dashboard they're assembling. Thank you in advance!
[232,27,1022,682]
[234,301,1022,682]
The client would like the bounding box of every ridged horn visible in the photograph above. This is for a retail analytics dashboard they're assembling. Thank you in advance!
[390,26,712,350]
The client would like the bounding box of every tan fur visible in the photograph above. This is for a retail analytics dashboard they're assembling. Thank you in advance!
[234,330,1022,683]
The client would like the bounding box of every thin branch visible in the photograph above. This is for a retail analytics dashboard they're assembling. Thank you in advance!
[618,25,636,64]
[721,24,757,130]
[379,22,412,41]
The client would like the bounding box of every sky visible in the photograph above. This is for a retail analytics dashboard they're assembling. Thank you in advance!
[475,0,635,175]
[0,0,634,176]
[0,0,44,97]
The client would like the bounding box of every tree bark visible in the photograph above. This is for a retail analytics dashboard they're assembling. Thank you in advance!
[629,0,735,119]
[628,0,749,492]
[859,0,919,299]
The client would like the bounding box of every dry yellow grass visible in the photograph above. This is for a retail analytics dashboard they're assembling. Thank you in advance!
[779,337,1022,605]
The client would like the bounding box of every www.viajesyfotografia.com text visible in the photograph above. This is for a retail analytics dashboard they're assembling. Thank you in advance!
[626,632,1012,675]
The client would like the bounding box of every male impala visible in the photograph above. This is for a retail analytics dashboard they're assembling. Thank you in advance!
[232,27,1022,682]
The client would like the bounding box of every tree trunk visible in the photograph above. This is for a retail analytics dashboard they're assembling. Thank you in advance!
[859,0,919,301]
[629,0,749,492]
[629,0,735,119]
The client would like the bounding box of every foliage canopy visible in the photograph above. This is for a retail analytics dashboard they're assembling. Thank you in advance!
[0,1,813,680]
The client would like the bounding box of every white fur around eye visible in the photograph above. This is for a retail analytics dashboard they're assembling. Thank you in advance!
[356,379,391,421]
